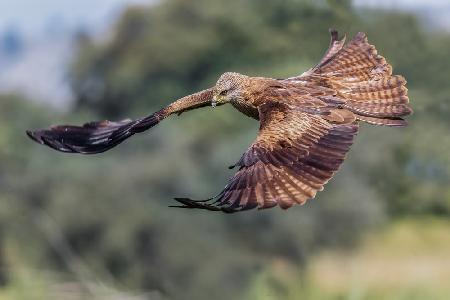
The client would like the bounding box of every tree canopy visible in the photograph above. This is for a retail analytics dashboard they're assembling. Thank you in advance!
[1,0,450,299]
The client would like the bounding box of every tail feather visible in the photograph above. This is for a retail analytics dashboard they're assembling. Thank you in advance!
[343,76,408,103]
[320,32,392,82]
[343,75,406,93]
[356,115,408,127]
[315,32,412,126]
[344,102,412,118]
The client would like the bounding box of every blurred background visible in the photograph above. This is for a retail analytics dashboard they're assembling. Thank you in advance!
[0,0,449,299]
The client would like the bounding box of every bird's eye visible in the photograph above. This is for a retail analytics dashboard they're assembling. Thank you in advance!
[220,90,228,96]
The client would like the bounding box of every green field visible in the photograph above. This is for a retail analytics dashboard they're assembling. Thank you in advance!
[1,218,448,300]
[247,218,450,300]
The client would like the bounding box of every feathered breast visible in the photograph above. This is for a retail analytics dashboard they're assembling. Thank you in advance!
[231,99,260,120]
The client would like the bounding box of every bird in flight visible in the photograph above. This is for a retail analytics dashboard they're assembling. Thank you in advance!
[27,30,412,213]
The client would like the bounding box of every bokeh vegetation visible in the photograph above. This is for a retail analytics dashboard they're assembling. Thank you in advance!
[0,0,449,299]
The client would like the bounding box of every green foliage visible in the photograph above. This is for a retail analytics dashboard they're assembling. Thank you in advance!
[2,0,450,299]
[0,94,382,299]
[70,0,359,118]
[70,0,450,216]
[243,217,450,300]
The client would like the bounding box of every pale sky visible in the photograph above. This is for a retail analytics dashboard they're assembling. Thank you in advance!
[0,0,153,35]
[0,0,448,35]
[355,0,450,7]
[0,0,448,108]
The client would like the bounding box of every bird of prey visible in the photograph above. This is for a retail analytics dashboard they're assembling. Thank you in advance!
[27,30,412,213]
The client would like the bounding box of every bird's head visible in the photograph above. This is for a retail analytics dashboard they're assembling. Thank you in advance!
[212,72,248,107]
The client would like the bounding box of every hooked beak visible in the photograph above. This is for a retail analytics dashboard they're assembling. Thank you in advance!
[212,95,218,108]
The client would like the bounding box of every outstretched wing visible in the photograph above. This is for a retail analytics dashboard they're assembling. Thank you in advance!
[173,101,358,213]
[288,28,346,80]
[27,88,213,154]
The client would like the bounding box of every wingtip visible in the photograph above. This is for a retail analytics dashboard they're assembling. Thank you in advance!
[329,28,339,41]
[26,129,34,139]
[329,28,346,42]
[173,197,214,202]
[27,129,79,153]
[354,31,367,41]
[26,129,43,144]
[394,119,409,127]
[171,197,221,211]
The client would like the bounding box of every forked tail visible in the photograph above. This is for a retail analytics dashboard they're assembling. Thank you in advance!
[312,31,412,126]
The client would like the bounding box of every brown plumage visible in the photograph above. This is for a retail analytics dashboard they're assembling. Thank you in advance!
[27,30,412,213]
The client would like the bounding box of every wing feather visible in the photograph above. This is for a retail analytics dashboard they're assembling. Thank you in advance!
[27,88,213,154]
[174,101,359,212]
[288,30,412,127]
